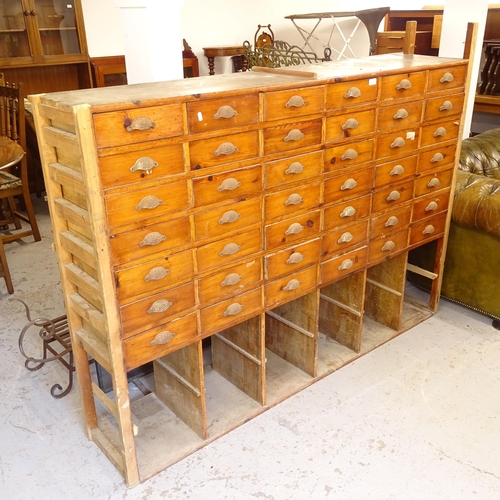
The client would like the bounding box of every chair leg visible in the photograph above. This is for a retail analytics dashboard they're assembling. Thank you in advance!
[0,238,14,294]
[6,196,22,230]
[21,188,41,242]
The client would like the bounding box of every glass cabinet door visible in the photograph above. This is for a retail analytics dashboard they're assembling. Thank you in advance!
[0,0,32,60]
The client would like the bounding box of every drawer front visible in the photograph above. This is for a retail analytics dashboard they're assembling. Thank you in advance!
[412,188,451,222]
[418,143,456,172]
[192,165,262,208]
[109,216,191,265]
[189,130,259,170]
[105,180,188,228]
[323,193,371,228]
[414,167,454,197]
[264,119,322,155]
[427,65,467,93]
[93,103,184,148]
[194,198,261,241]
[187,94,259,134]
[197,228,261,273]
[326,78,378,110]
[265,150,323,188]
[370,204,412,239]
[120,282,196,338]
[265,210,321,250]
[198,257,262,304]
[374,155,417,188]
[377,100,423,131]
[324,166,374,205]
[200,287,262,336]
[321,246,368,286]
[123,313,198,370]
[425,93,464,122]
[321,219,369,261]
[410,212,447,245]
[265,181,321,221]
[369,228,409,262]
[265,238,321,281]
[325,139,374,173]
[264,86,325,122]
[376,129,419,160]
[99,143,184,190]
[420,121,459,148]
[116,249,194,304]
[372,179,414,214]
[380,71,427,102]
[325,109,376,143]
[265,265,318,308]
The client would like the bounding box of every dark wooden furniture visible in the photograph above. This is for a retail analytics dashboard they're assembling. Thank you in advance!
[203,45,247,75]
[91,56,127,88]
[375,20,432,56]
[182,39,199,78]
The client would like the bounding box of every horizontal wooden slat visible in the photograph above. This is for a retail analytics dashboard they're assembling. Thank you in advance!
[54,197,90,231]
[60,231,96,270]
[65,263,102,308]
[91,428,125,477]
[68,292,105,334]
[49,162,85,191]
[74,327,111,373]
[42,125,79,151]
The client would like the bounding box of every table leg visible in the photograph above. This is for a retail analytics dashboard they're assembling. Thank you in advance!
[207,56,215,76]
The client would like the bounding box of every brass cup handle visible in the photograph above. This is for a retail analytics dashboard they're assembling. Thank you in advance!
[387,190,401,202]
[439,101,453,111]
[431,153,444,163]
[284,129,305,142]
[139,232,166,247]
[391,137,405,149]
[427,178,440,188]
[218,178,241,192]
[385,216,399,227]
[144,266,170,282]
[286,252,304,265]
[130,156,158,174]
[340,206,356,217]
[433,127,447,137]
[219,242,241,256]
[423,225,435,235]
[221,273,243,287]
[341,149,358,160]
[396,79,412,90]
[285,162,304,175]
[147,299,173,314]
[223,303,243,317]
[440,72,454,83]
[393,109,409,120]
[136,195,163,211]
[214,105,238,119]
[341,178,357,191]
[390,165,405,176]
[283,279,301,291]
[150,330,176,346]
[219,210,241,224]
[214,142,238,156]
[382,241,395,252]
[338,232,353,244]
[126,116,156,132]
[425,201,438,212]
[344,86,361,98]
[284,193,303,206]
[338,259,353,271]
[342,118,359,130]
[285,95,306,108]
[285,223,304,235]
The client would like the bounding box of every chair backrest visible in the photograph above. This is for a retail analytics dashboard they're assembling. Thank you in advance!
[0,81,26,150]
[375,20,418,55]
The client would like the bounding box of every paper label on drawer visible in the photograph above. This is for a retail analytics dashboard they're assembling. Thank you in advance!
[369,78,377,86]
[406,131,415,140]
[197,111,203,122]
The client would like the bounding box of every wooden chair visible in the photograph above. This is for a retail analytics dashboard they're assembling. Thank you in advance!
[0,236,13,294]
[0,81,41,244]
[375,20,419,55]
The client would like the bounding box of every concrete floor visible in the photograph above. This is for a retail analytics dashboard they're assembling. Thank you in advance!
[1,197,500,500]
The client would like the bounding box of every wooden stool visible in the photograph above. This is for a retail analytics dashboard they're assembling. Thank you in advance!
[203,45,247,75]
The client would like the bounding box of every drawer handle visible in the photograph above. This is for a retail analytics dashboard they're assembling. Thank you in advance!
[214,105,238,119]
[150,330,176,346]
[391,137,405,148]
[425,201,438,212]
[286,252,304,265]
[393,109,409,120]
[284,193,303,206]
[341,178,357,190]
[342,118,359,130]
[340,206,356,217]
[344,86,361,98]
[214,142,238,156]
[219,210,241,224]
[139,231,166,247]
[396,79,412,90]
[423,224,435,235]
[218,177,241,192]
[285,161,304,175]
[221,273,243,287]
[440,72,454,83]
[283,278,301,291]
[136,195,163,211]
[338,259,353,271]
[147,299,173,314]
[382,241,395,252]
[431,153,444,163]
[285,222,304,235]
[439,101,453,111]
[390,165,404,176]
[144,266,170,282]
[126,116,156,132]
[387,190,401,202]
[223,303,243,317]
[338,232,353,243]
[285,95,306,108]
[434,127,447,138]
[385,216,399,227]
[219,242,241,256]
[130,156,158,174]
[284,129,305,142]
[427,177,440,188]
[341,148,358,160]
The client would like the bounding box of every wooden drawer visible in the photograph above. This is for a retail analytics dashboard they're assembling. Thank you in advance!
[410,212,447,245]
[372,179,414,214]
[194,198,261,241]
[370,204,412,239]
[376,129,419,160]
[192,165,262,208]
[123,313,198,370]
[109,216,191,265]
[187,94,259,134]
[115,249,194,304]
[425,93,464,122]
[265,210,321,250]
[379,71,426,102]
[265,181,321,221]
[321,246,368,286]
[265,265,318,308]
[427,65,467,94]
[200,287,262,336]
[198,257,262,304]
[377,100,423,131]
[374,155,417,188]
[265,238,321,281]
[98,143,184,190]
[325,109,376,143]
[105,180,188,229]
[412,188,451,222]
[414,167,454,197]
[321,219,368,261]
[324,139,374,173]
[420,121,459,148]
[323,193,371,228]
[120,282,196,338]
[264,86,324,122]
[324,166,374,205]
[197,228,261,273]
[263,119,322,155]
[93,103,184,148]
[265,150,323,188]
[369,228,409,263]
[418,143,456,172]
[326,78,378,110]
[189,130,260,170]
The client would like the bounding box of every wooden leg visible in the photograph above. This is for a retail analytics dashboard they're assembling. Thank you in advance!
[207,56,215,75]
[0,237,13,294]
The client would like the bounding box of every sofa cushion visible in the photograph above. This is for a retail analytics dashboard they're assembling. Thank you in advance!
[459,128,500,179]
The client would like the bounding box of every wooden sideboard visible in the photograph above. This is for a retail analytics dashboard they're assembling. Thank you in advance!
[30,53,469,487]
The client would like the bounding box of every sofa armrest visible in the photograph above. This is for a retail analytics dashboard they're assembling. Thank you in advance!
[459,128,500,179]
